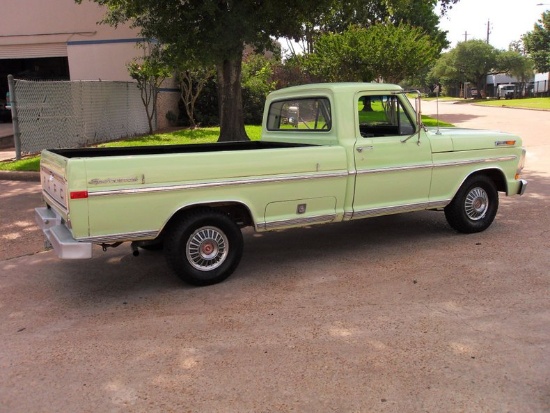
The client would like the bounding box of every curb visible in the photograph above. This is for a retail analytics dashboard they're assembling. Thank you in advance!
[0,170,40,182]
[471,103,550,111]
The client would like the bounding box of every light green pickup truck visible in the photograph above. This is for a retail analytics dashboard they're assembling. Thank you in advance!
[35,83,527,285]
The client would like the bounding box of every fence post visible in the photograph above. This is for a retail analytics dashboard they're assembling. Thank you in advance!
[7,75,21,160]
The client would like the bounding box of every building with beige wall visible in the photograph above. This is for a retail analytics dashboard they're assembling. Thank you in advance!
[0,0,179,129]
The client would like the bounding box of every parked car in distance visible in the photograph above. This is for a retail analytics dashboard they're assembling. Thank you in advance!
[497,84,515,100]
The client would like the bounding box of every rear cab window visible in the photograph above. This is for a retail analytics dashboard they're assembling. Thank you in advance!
[267,98,332,132]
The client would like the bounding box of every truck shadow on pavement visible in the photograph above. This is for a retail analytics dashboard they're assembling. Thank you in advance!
[28,209,454,308]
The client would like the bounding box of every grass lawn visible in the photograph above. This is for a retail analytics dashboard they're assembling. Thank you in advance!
[0,126,262,172]
[422,116,453,128]
[98,125,262,147]
[0,156,40,172]
[474,97,550,110]
[0,117,449,172]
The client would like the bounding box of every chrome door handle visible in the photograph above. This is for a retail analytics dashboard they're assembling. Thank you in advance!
[356,146,373,153]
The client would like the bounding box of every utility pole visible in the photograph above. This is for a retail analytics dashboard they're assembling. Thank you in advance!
[463,31,470,41]
[486,19,492,44]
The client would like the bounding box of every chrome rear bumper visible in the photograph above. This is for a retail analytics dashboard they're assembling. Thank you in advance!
[35,207,92,259]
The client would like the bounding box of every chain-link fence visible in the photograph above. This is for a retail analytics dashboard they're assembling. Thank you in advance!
[9,78,150,156]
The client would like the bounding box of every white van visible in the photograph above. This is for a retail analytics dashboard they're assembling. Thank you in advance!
[497,84,515,99]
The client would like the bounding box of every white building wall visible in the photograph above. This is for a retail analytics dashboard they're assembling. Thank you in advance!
[486,74,516,85]
[534,72,549,93]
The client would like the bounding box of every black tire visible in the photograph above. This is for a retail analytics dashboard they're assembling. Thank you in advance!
[444,175,499,234]
[165,209,244,286]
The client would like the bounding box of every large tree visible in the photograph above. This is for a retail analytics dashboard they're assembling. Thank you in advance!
[304,23,439,84]
[523,11,550,73]
[431,40,498,97]
[429,51,458,92]
[80,0,331,141]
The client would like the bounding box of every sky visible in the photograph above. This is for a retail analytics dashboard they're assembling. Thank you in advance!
[438,0,549,50]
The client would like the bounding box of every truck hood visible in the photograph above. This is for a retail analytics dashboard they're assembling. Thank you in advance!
[426,127,522,153]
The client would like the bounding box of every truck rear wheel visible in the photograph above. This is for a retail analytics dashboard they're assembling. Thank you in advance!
[165,209,244,286]
[444,175,499,233]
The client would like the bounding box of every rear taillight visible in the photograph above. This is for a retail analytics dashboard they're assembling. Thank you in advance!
[70,191,88,199]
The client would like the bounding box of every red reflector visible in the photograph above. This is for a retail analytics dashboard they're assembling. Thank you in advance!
[70,191,88,199]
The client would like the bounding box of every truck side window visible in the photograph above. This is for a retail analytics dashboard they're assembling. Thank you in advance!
[267,98,331,132]
[358,95,415,137]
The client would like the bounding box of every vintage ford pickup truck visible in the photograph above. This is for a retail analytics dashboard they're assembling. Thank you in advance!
[35,83,527,285]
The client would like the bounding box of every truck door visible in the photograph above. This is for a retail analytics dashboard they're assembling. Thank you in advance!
[352,94,433,218]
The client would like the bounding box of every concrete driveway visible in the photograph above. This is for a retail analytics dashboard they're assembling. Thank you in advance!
[0,102,549,412]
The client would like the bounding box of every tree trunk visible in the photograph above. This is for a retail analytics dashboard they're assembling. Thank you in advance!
[179,72,197,129]
[476,76,487,99]
[216,57,249,142]
[140,87,154,135]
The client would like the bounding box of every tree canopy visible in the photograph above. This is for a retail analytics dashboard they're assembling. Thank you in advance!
[304,24,439,84]
[496,50,534,84]
[523,11,550,73]
[431,40,498,97]
[293,0,457,55]
[430,40,534,97]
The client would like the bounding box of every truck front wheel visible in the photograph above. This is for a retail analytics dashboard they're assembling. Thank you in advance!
[444,175,499,234]
[165,210,244,286]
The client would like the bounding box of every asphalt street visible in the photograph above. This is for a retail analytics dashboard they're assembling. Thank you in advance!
[0,101,549,412]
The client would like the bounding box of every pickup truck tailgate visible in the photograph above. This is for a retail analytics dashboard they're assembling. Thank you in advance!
[36,150,93,259]
[40,150,69,213]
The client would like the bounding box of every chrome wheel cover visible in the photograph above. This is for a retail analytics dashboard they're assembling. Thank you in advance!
[465,187,489,220]
[186,226,229,271]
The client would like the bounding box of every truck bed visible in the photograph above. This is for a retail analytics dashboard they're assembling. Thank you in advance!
[48,141,315,158]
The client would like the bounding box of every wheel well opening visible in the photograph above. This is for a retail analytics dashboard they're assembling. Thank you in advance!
[472,169,507,193]
[160,203,254,239]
